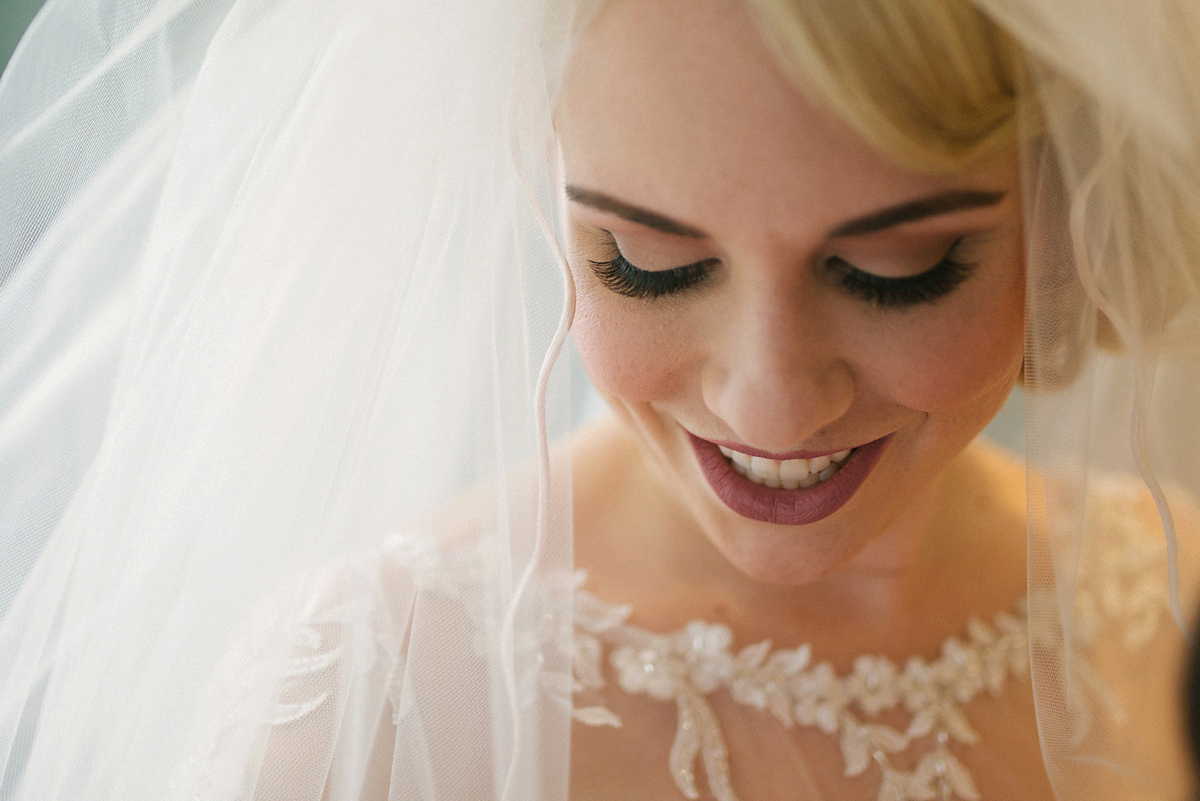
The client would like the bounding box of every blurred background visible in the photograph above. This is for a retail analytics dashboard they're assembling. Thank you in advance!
[1,0,45,75]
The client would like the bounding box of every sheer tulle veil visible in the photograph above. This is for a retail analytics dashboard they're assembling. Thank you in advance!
[1,0,1199,799]
[0,0,579,796]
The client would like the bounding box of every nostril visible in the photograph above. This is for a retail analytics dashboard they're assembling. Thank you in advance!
[703,359,856,454]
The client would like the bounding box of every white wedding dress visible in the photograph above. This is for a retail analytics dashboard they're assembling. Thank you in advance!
[172,473,1190,801]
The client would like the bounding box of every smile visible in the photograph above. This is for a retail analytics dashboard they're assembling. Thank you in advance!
[719,446,853,489]
[686,432,892,526]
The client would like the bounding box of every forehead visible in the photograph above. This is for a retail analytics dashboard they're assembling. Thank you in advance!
[557,0,993,245]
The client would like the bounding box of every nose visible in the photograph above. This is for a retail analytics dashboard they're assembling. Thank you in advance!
[703,292,854,452]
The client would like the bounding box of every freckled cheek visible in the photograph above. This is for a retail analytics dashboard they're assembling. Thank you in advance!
[571,285,695,405]
[877,300,1024,416]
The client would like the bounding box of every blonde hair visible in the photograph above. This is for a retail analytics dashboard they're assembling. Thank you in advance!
[744,0,1200,366]
[744,0,1020,174]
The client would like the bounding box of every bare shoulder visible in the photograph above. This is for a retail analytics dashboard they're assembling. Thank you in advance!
[962,437,1026,508]
[568,414,643,487]
[932,437,1027,548]
[567,413,654,538]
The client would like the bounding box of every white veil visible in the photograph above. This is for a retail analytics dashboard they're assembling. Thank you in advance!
[990,2,1200,796]
[0,0,579,797]
[2,0,1200,799]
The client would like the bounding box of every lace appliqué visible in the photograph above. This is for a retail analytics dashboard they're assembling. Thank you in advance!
[260,532,582,731]
[575,592,1025,801]
[172,531,469,800]
[572,480,1171,801]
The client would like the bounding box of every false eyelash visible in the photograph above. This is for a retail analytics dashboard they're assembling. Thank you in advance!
[824,240,977,309]
[589,239,977,308]
[588,251,715,299]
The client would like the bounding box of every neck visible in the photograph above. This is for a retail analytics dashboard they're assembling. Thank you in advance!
[571,418,1027,651]
[668,484,943,622]
[649,445,1020,639]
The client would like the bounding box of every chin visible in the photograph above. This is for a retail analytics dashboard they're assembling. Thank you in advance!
[694,487,888,585]
[666,423,946,587]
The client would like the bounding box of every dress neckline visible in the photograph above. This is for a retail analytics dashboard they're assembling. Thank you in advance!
[572,585,1028,801]
[569,476,1171,801]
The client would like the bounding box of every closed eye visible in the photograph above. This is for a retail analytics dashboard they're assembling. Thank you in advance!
[586,237,978,307]
[588,250,717,299]
[824,238,977,308]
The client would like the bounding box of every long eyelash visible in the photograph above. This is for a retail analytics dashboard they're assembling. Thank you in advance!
[826,240,977,308]
[588,251,714,299]
[588,240,975,306]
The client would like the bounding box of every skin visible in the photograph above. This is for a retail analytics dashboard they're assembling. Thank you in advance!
[559,0,1026,622]
[553,3,1052,797]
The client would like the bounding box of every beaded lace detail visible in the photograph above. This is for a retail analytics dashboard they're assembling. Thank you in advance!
[571,478,1171,801]
[573,591,1025,801]
[181,479,1170,801]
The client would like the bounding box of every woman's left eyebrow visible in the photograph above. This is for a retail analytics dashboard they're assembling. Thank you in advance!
[828,190,1007,237]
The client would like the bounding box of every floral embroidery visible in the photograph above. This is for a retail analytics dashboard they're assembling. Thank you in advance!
[182,478,1171,801]
[572,477,1172,801]
[577,594,1023,801]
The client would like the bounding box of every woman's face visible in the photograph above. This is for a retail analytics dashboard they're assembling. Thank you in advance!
[558,0,1025,585]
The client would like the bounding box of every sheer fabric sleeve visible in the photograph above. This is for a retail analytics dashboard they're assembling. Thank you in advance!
[174,529,579,801]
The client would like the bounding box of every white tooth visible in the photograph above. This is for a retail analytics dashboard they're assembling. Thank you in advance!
[718,445,733,458]
[809,454,831,472]
[749,456,780,484]
[818,466,836,481]
[731,450,752,469]
[779,458,810,483]
[781,477,802,490]
[832,449,852,463]
[799,473,820,488]
[731,459,748,477]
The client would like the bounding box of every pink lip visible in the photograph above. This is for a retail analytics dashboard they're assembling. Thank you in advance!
[686,432,892,526]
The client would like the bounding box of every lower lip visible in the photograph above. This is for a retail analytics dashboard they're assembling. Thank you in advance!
[687,433,891,526]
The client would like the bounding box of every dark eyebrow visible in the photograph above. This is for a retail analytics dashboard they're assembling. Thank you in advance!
[566,186,707,238]
[828,190,1007,237]
[565,185,1007,240]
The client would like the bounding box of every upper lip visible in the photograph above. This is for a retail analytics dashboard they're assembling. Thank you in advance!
[694,433,877,461]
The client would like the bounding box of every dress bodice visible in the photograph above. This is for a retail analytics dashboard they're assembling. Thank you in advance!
[176,476,1188,801]
[568,476,1186,801]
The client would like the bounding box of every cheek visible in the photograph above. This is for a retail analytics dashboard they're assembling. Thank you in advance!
[570,246,1026,426]
[871,280,1024,419]
[571,278,694,404]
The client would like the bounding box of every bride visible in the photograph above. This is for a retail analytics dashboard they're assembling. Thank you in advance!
[0,0,1197,799]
